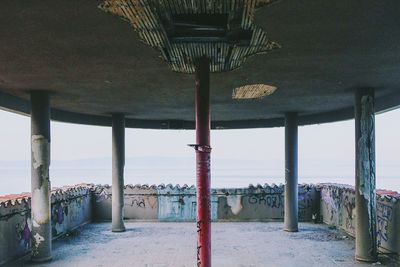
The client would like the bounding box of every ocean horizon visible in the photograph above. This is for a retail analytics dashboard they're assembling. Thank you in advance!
[1,156,399,195]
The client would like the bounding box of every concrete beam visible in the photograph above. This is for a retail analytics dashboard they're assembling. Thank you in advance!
[284,112,299,232]
[112,114,126,232]
[30,91,52,262]
[354,88,377,262]
[1,90,400,130]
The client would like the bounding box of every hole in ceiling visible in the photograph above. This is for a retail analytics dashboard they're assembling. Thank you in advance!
[99,0,281,73]
[232,84,277,100]
[168,14,253,45]
[170,14,228,40]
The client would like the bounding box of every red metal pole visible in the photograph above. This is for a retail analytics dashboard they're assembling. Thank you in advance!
[194,57,211,267]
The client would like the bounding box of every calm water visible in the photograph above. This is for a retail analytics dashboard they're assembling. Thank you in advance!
[1,166,399,195]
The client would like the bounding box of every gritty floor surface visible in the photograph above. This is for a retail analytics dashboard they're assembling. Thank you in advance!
[11,222,399,267]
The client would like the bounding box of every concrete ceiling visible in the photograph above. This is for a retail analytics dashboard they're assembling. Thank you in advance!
[0,0,399,129]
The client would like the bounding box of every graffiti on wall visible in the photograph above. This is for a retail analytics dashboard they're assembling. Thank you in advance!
[321,186,356,234]
[377,202,393,246]
[217,185,317,220]
[126,197,145,208]
[247,186,284,211]
[196,220,202,267]
[15,217,31,250]
[343,195,355,231]
[95,188,110,203]
[299,191,314,220]
[124,196,157,209]
[320,183,400,256]
[1,185,92,266]
[248,193,283,208]
[50,194,88,237]
[51,202,69,236]
[52,202,68,225]
[321,188,341,222]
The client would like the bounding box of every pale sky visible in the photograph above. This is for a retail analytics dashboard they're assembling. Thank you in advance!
[1,108,399,162]
[0,107,399,192]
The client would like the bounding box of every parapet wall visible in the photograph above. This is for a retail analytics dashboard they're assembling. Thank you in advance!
[0,185,92,266]
[320,183,400,256]
[2,183,399,265]
[92,184,318,222]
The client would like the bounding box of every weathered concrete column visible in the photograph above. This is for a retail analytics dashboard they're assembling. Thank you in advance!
[30,91,52,262]
[112,114,126,232]
[284,112,298,232]
[194,57,211,267]
[354,88,377,262]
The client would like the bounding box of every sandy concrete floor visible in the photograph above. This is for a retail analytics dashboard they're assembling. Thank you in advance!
[12,222,399,267]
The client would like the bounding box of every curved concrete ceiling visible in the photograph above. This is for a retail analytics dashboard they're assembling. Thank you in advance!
[0,0,399,129]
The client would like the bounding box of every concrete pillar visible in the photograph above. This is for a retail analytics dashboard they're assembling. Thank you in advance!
[112,114,126,232]
[30,91,52,262]
[284,112,298,232]
[194,57,211,267]
[354,88,377,262]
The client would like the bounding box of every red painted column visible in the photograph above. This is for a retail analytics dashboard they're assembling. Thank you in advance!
[194,57,211,267]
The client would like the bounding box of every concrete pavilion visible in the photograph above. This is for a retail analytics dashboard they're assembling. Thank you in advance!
[0,0,400,266]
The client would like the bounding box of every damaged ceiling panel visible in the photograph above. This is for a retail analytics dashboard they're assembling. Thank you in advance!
[99,0,281,73]
[232,84,277,99]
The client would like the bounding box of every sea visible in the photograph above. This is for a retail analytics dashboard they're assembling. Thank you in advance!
[0,157,399,195]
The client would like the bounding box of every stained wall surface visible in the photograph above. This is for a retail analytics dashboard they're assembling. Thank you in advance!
[2,183,399,265]
[320,183,400,256]
[216,185,317,221]
[92,184,318,222]
[0,185,92,266]
[93,185,158,221]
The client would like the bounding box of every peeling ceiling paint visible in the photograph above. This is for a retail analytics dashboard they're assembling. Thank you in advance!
[99,0,281,73]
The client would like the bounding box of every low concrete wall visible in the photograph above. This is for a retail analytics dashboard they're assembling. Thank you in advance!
[0,185,92,266]
[157,185,218,222]
[4,182,398,264]
[217,184,317,221]
[93,184,158,221]
[320,183,400,256]
[92,184,318,222]
[93,184,219,222]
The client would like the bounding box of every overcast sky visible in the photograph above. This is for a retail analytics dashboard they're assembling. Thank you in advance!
[0,107,399,162]
[0,107,399,193]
